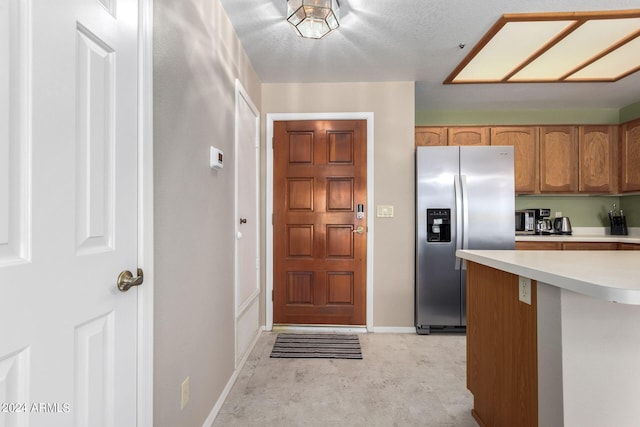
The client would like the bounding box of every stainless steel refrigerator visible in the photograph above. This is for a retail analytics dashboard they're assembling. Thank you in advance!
[415,146,514,334]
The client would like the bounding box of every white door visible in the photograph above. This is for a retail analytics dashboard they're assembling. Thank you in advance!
[234,81,260,366]
[0,0,139,426]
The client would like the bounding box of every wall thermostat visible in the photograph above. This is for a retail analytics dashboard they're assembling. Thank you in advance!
[210,146,223,169]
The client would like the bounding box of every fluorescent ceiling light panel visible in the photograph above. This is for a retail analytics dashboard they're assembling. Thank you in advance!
[445,10,640,84]
[452,21,574,82]
[567,36,640,80]
[511,18,640,81]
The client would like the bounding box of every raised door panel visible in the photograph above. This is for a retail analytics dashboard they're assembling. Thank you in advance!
[0,0,29,265]
[0,347,30,424]
[621,118,640,193]
[539,126,578,193]
[75,27,116,255]
[491,127,538,194]
[579,126,617,193]
[415,126,447,146]
[448,127,489,146]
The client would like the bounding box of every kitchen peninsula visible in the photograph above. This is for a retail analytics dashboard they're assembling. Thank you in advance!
[456,249,640,427]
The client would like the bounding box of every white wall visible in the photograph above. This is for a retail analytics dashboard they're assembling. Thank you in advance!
[153,1,260,425]
[262,82,415,327]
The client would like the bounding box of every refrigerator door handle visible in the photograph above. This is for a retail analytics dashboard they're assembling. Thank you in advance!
[461,174,469,270]
[454,174,462,270]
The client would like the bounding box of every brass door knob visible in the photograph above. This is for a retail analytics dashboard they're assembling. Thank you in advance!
[353,226,365,234]
[117,268,144,292]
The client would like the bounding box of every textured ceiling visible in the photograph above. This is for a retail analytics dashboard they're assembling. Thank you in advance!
[218,0,640,111]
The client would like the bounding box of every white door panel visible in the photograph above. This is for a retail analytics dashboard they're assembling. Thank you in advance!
[236,90,259,309]
[0,0,139,426]
[235,81,260,366]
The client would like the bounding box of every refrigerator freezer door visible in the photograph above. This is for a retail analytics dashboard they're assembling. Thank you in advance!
[416,147,462,330]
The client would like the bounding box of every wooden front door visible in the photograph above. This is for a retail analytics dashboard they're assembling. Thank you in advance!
[273,120,367,325]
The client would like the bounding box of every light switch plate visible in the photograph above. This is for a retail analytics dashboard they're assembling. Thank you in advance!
[377,205,394,218]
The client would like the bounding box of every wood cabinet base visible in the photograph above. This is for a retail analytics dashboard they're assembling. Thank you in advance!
[467,262,538,427]
[471,410,490,427]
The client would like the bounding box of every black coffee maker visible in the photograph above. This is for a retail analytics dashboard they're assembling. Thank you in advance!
[533,208,553,235]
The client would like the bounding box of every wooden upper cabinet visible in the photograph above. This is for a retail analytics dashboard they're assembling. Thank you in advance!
[539,126,578,193]
[578,125,618,193]
[415,126,447,146]
[490,127,538,194]
[621,118,640,192]
[448,127,489,146]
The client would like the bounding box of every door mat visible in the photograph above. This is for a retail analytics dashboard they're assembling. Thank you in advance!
[270,333,362,359]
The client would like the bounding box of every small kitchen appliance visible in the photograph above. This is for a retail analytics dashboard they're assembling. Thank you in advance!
[553,216,573,235]
[534,208,552,235]
[515,209,536,235]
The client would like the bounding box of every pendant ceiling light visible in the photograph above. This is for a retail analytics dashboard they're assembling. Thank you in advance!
[287,0,340,39]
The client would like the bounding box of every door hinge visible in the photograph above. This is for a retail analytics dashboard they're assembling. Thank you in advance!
[272,213,274,225]
[272,137,274,149]
[272,290,274,301]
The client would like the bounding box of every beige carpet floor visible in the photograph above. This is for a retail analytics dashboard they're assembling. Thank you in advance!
[213,332,477,427]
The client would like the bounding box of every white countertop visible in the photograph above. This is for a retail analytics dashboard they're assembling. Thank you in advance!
[456,249,640,305]
[515,227,640,243]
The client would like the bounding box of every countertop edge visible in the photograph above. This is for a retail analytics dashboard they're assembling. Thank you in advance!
[456,250,640,305]
[515,227,640,243]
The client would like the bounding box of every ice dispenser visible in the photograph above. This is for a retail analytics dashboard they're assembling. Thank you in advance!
[427,209,451,242]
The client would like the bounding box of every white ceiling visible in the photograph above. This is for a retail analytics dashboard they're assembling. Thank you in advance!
[218,0,640,111]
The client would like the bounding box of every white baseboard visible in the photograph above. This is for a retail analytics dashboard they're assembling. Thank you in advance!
[202,327,264,427]
[371,326,416,333]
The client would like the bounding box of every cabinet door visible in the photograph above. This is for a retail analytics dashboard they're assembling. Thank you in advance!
[415,127,447,146]
[539,126,578,193]
[621,118,640,193]
[579,126,617,193]
[491,127,538,194]
[515,241,561,250]
[448,127,489,146]
[561,242,618,250]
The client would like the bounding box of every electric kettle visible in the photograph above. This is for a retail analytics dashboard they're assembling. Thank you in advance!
[553,217,572,235]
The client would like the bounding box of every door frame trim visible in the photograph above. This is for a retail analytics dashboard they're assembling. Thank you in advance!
[265,112,375,332]
[138,0,154,425]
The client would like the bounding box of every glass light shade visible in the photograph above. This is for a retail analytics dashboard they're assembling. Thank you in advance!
[287,0,340,39]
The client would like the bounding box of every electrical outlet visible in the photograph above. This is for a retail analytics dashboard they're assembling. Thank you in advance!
[181,376,190,410]
[519,276,531,305]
